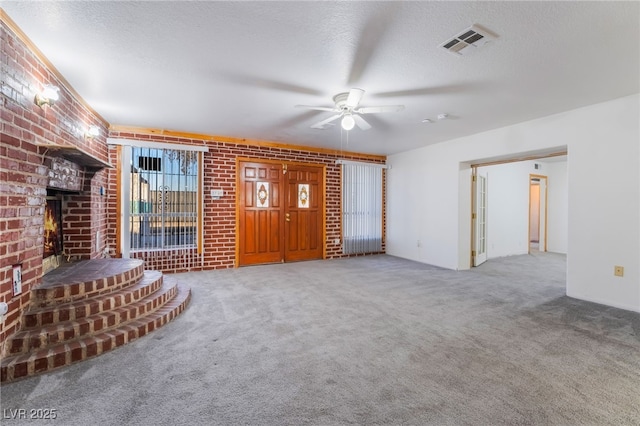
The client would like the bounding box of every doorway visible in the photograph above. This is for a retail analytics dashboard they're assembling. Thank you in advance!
[237,159,325,266]
[468,153,566,269]
[529,174,548,253]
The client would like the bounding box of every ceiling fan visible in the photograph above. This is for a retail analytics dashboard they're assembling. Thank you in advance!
[295,88,404,131]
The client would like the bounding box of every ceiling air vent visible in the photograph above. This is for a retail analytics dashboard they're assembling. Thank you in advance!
[440,24,496,56]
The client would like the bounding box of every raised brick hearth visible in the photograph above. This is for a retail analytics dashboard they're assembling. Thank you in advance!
[0,259,191,383]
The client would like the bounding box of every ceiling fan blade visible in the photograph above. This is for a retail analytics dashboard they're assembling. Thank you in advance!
[356,105,405,114]
[346,88,365,108]
[354,115,372,131]
[270,110,324,130]
[374,83,480,98]
[310,114,342,129]
[295,105,338,112]
[347,3,401,85]
[218,72,323,95]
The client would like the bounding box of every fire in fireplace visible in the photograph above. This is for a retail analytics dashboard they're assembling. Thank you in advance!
[43,195,63,274]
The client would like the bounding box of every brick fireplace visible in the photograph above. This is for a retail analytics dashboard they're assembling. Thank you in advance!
[41,153,111,274]
[43,193,63,274]
[42,156,80,275]
[42,156,85,274]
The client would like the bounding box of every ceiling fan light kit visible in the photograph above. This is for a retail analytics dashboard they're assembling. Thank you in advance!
[341,114,356,131]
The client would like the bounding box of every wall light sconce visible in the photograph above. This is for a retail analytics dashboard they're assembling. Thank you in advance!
[34,85,60,108]
[341,114,356,131]
[85,125,100,140]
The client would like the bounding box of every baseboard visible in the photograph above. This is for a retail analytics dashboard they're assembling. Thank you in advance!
[565,291,640,313]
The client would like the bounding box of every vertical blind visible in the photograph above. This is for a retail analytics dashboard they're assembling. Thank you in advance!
[341,161,384,254]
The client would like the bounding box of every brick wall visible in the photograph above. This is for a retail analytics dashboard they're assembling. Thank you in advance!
[108,132,387,272]
[0,20,110,345]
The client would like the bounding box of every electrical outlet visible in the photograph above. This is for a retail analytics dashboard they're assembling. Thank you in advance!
[334,238,340,245]
[614,265,624,277]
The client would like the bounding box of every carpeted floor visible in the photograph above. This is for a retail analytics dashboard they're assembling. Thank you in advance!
[1,253,639,425]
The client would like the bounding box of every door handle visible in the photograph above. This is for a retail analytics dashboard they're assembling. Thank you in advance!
[285,213,290,222]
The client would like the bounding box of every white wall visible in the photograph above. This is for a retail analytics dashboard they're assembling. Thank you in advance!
[543,160,568,253]
[478,161,532,258]
[387,94,639,312]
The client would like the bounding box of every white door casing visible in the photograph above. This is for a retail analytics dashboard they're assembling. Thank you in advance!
[473,171,488,266]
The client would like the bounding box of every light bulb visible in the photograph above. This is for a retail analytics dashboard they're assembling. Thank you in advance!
[34,84,60,107]
[87,125,100,137]
[42,85,60,102]
[341,114,355,131]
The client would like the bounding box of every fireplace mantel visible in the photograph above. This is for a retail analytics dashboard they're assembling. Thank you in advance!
[37,143,113,171]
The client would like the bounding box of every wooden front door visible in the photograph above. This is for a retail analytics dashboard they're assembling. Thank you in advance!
[237,160,324,266]
[284,164,324,262]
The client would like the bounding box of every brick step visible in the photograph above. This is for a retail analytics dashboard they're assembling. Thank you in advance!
[1,282,191,383]
[31,259,146,307]
[23,271,164,329]
[6,277,179,356]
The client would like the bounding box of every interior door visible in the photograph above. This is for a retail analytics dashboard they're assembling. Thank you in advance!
[473,171,488,266]
[538,176,547,252]
[238,160,324,266]
[529,174,548,253]
[529,181,540,244]
[285,165,324,262]
[238,161,284,265]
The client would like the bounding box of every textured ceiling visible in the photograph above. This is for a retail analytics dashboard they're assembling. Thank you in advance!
[2,1,639,156]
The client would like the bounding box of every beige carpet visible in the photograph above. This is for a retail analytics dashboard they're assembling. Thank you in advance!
[1,253,639,425]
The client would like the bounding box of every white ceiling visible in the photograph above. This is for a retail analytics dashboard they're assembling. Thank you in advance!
[3,1,638,156]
